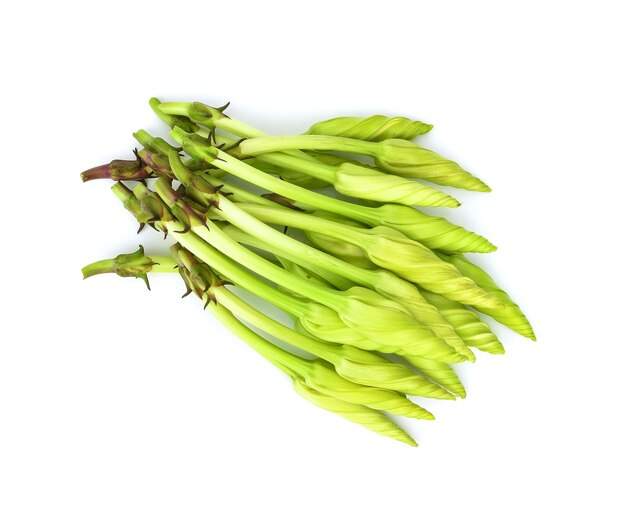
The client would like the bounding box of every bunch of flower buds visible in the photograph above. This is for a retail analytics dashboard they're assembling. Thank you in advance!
[81,99,534,446]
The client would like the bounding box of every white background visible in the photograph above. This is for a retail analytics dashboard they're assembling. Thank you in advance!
[1,1,625,511]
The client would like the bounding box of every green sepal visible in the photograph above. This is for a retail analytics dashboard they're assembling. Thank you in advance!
[80,150,150,182]
[81,245,157,289]
[150,97,200,132]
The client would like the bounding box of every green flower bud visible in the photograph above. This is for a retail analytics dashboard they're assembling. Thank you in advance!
[302,360,437,419]
[330,345,455,400]
[336,287,468,363]
[292,380,417,446]
[306,114,433,142]
[333,163,460,208]
[294,303,384,347]
[302,213,500,308]
[436,253,535,340]
[420,289,504,355]
[372,203,496,253]
[376,281,476,363]
[356,225,502,309]
[400,354,467,398]
[374,139,491,192]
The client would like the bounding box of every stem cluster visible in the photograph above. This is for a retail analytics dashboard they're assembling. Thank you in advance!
[81,98,534,446]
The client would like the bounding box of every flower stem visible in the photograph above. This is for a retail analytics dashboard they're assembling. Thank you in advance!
[240,135,374,156]
[149,180,347,311]
[215,195,382,288]
[207,299,310,378]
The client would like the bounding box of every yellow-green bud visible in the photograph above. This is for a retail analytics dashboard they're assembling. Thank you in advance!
[375,139,491,192]
[333,163,460,208]
[306,114,432,142]
[293,380,418,446]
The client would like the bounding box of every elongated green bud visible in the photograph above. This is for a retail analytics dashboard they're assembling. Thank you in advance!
[436,253,536,340]
[309,204,495,256]
[372,204,497,253]
[240,135,490,192]
[420,289,504,355]
[355,226,502,308]
[333,163,460,208]
[400,354,467,398]
[249,147,460,207]
[306,114,433,141]
[336,287,468,363]
[329,345,455,400]
[374,139,491,192]
[303,360,437,419]
[380,284,476,363]
[293,380,417,446]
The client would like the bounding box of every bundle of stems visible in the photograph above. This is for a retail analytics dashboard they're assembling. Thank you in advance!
[81,99,534,446]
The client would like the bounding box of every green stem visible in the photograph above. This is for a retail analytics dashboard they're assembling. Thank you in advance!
[149,181,346,311]
[159,101,321,165]
[211,286,339,363]
[219,224,355,291]
[252,152,336,183]
[159,101,269,139]
[207,300,310,378]
[179,230,310,316]
[171,131,379,223]
[215,195,385,290]
[236,203,364,246]
[240,135,374,157]
[204,176,286,208]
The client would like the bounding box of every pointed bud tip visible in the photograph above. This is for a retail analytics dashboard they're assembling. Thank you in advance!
[403,436,419,447]
[445,198,461,208]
